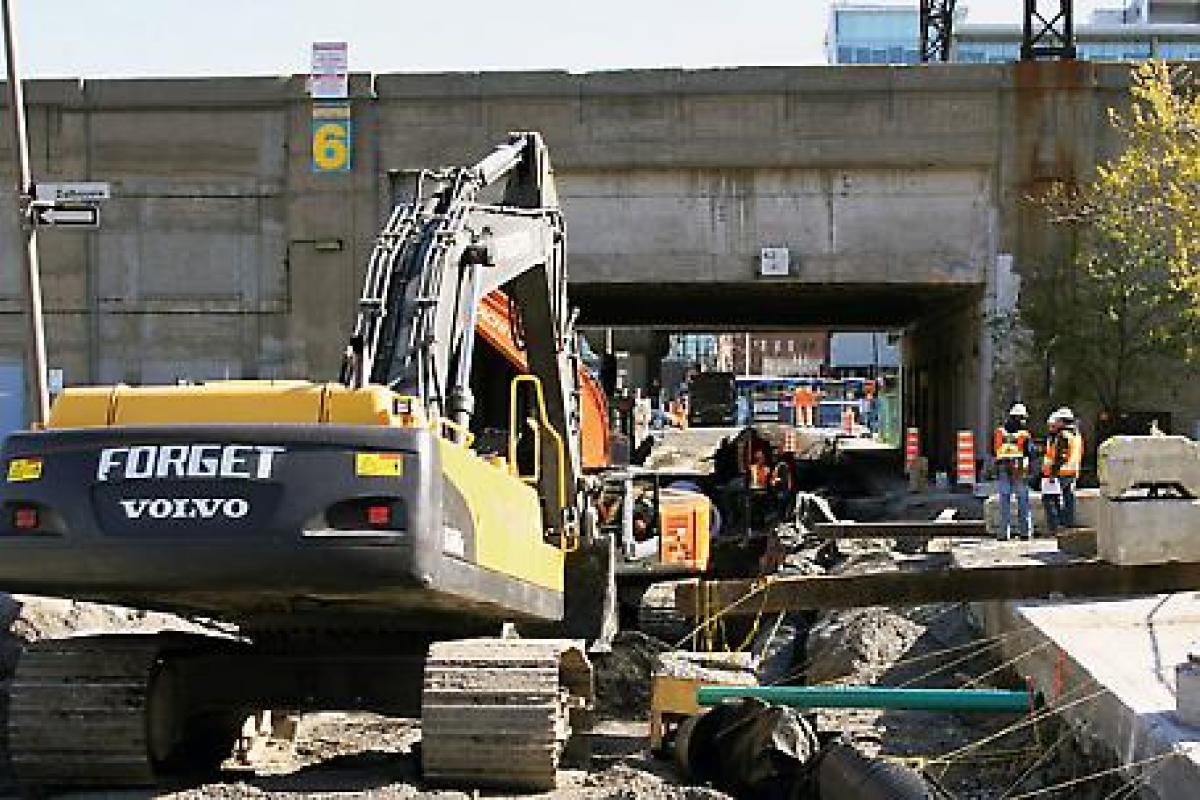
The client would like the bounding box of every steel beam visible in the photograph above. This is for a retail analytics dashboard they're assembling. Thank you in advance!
[1022,0,1077,60]
[675,559,1200,615]
[920,0,957,62]
[812,520,987,538]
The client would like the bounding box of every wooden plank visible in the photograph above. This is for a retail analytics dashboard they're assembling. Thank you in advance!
[675,558,1200,615]
[811,520,988,538]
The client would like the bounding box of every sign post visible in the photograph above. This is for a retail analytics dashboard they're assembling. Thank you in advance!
[1,0,49,426]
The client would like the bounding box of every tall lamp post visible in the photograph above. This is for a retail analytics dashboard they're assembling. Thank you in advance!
[2,0,49,426]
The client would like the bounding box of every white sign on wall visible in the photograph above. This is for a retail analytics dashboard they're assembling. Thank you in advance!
[35,182,110,203]
[760,247,790,277]
[311,41,349,99]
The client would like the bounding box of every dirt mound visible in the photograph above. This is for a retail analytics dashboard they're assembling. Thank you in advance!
[803,607,923,684]
[593,631,670,718]
[579,763,731,799]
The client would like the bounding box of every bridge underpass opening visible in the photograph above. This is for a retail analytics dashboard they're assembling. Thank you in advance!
[574,281,988,473]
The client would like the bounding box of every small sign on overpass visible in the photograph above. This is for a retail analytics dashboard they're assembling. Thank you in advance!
[34,182,110,203]
[29,202,99,229]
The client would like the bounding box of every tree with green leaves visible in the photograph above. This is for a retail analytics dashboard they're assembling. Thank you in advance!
[1026,61,1200,417]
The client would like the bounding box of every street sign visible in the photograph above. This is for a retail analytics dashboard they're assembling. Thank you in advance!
[30,202,99,228]
[34,181,110,203]
[311,41,348,99]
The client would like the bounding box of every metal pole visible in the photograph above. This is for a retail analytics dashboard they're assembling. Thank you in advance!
[2,0,49,426]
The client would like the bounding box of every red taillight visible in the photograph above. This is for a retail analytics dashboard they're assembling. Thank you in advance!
[366,504,391,527]
[12,507,38,531]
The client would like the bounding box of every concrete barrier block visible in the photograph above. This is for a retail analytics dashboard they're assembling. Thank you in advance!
[1097,498,1200,565]
[984,488,1101,536]
[1098,436,1200,499]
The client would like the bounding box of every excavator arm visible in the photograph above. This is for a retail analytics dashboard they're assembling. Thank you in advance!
[340,132,581,536]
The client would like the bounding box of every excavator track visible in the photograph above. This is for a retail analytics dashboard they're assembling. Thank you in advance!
[421,638,593,791]
[8,635,163,788]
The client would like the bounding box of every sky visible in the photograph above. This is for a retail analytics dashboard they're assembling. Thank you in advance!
[6,0,1112,78]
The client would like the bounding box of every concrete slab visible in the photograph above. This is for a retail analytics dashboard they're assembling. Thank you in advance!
[974,593,1200,799]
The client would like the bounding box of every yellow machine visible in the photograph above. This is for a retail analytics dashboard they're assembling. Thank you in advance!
[0,134,594,791]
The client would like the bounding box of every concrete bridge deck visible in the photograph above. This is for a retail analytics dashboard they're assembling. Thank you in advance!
[0,63,1138,463]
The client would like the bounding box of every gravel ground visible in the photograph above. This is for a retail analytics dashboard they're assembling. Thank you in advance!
[0,533,1118,800]
[0,595,728,800]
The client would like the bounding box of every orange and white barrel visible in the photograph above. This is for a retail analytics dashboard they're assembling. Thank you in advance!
[956,430,976,486]
[904,427,920,473]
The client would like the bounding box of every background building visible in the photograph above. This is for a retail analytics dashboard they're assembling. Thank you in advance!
[827,0,1200,64]
[826,2,923,64]
[827,331,901,377]
[716,331,828,376]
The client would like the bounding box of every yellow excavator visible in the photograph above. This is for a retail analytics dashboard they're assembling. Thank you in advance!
[0,133,597,791]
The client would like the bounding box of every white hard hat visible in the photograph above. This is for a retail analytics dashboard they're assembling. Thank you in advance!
[1056,406,1075,422]
[1008,403,1028,418]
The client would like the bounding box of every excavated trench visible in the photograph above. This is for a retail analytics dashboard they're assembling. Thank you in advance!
[0,505,1121,799]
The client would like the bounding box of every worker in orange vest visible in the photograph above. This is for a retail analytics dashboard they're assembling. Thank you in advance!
[1042,407,1084,532]
[992,403,1034,540]
[792,384,816,428]
[748,448,771,490]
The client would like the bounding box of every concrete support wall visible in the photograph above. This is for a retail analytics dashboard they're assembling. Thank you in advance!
[0,64,1142,459]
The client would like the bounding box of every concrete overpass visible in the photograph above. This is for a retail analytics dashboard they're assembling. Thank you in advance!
[0,62,1130,466]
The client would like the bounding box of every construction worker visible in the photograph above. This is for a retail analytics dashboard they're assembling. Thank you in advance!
[1042,407,1084,532]
[792,384,816,428]
[631,388,652,449]
[748,448,771,490]
[992,403,1035,540]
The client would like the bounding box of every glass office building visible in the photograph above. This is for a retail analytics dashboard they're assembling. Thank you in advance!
[826,3,923,64]
[955,24,1200,63]
[827,1,1200,64]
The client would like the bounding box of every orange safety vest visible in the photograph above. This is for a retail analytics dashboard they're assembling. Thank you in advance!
[1060,429,1083,477]
[1042,429,1083,478]
[749,463,771,489]
[993,427,1030,460]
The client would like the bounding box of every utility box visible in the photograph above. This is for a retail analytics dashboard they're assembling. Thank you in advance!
[759,247,789,277]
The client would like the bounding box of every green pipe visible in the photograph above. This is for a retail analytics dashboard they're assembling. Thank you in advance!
[697,685,1034,713]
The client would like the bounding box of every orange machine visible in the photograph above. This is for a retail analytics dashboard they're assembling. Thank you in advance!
[476,290,611,470]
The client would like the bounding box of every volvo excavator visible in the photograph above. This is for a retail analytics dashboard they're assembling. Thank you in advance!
[0,133,603,792]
